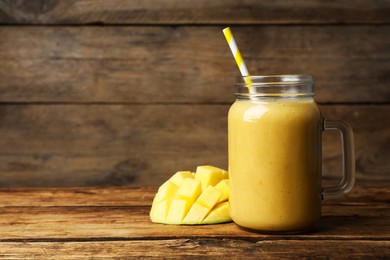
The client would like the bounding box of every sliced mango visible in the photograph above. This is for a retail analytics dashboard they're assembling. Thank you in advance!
[169,171,194,187]
[150,166,232,225]
[150,200,170,223]
[195,165,226,189]
[196,185,222,209]
[183,186,222,224]
[203,201,232,224]
[153,180,178,204]
[182,203,209,224]
[174,178,202,205]
[215,179,229,203]
[150,181,179,223]
[221,170,229,180]
[166,199,191,224]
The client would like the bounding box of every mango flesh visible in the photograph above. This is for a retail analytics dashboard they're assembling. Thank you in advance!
[202,201,231,224]
[214,179,229,203]
[153,180,178,204]
[150,181,179,223]
[183,186,222,224]
[150,165,232,225]
[169,171,194,187]
[166,199,192,224]
[174,178,202,205]
[195,165,225,189]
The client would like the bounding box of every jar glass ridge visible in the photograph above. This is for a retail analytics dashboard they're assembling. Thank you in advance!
[235,74,314,99]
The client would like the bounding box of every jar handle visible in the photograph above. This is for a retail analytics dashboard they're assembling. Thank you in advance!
[322,119,355,200]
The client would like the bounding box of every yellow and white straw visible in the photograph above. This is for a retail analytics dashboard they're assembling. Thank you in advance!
[223,27,252,85]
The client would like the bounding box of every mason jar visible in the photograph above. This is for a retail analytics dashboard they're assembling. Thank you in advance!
[228,75,355,233]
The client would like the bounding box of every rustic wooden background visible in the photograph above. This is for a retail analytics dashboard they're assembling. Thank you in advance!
[0,0,389,187]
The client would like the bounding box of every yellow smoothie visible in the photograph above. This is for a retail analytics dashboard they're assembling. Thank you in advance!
[228,98,322,232]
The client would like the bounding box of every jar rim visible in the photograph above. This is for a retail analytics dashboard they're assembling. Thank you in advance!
[236,74,313,85]
[234,74,314,99]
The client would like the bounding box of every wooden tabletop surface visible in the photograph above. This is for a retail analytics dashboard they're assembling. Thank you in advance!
[0,185,388,258]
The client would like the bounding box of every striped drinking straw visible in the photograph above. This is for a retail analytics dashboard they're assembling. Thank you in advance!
[222,27,252,86]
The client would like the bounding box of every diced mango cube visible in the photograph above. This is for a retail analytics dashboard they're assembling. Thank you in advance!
[214,179,229,203]
[195,165,225,189]
[153,180,178,203]
[203,201,232,224]
[150,200,170,223]
[174,178,202,205]
[195,185,222,209]
[221,170,229,180]
[166,199,191,224]
[183,186,222,224]
[169,171,194,187]
[150,181,178,223]
[183,203,209,224]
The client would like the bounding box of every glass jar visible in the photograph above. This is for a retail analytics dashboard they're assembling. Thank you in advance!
[228,75,355,233]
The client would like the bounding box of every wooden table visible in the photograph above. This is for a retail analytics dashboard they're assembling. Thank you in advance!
[0,186,388,258]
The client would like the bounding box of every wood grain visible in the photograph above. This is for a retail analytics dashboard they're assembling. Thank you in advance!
[0,187,156,207]
[0,187,387,245]
[0,204,385,237]
[0,104,229,187]
[0,186,387,258]
[0,187,388,241]
[0,26,389,103]
[0,186,387,207]
[0,104,227,187]
[0,0,389,25]
[0,240,389,258]
[0,104,388,187]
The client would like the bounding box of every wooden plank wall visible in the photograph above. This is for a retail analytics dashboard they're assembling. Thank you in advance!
[0,0,389,187]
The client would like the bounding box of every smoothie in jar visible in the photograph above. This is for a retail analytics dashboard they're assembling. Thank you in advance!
[228,76,322,232]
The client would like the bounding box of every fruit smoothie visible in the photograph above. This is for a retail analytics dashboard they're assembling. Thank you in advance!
[228,98,322,232]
